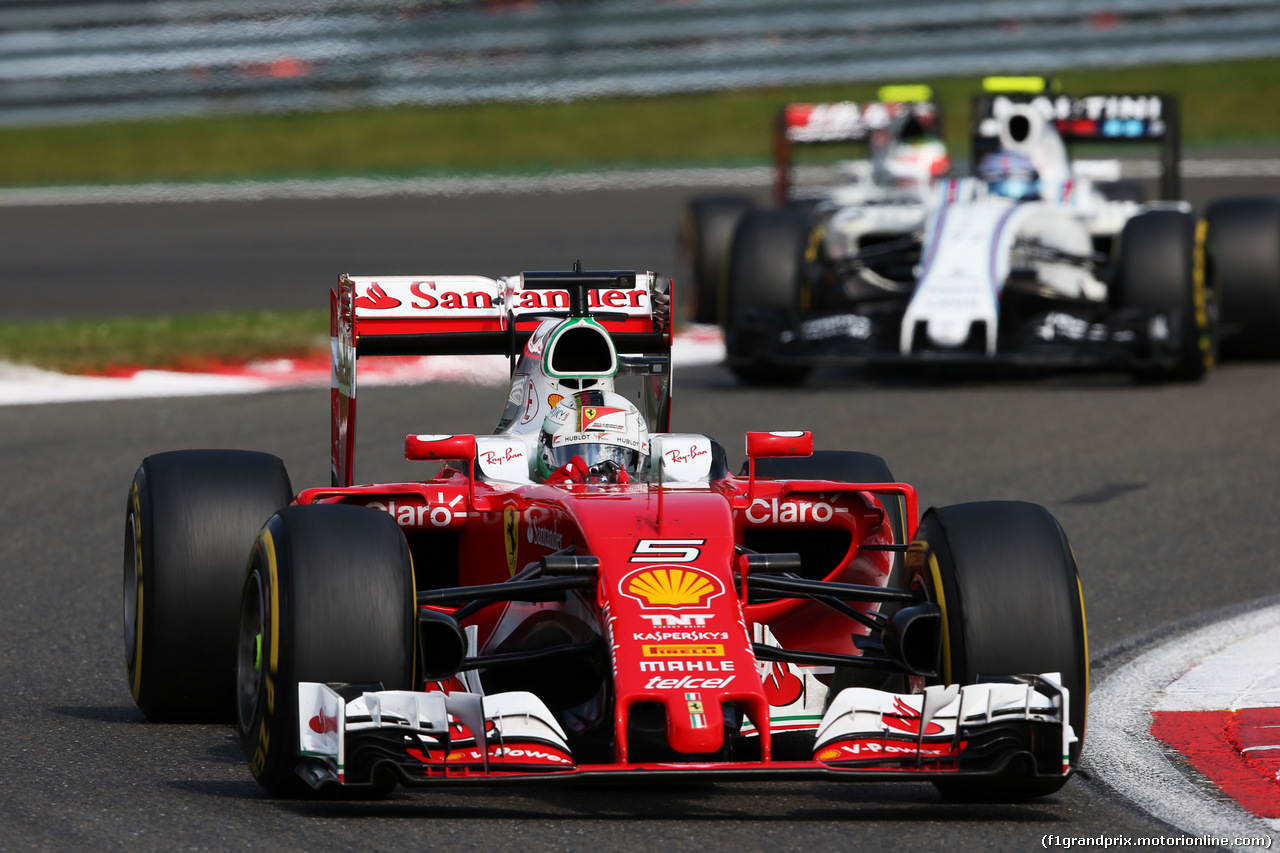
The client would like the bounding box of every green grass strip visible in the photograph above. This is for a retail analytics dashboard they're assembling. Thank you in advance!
[2,58,1278,373]
[0,311,328,374]
[1,58,1278,188]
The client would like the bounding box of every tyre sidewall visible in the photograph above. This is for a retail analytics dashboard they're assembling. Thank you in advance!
[124,467,156,715]
[238,505,416,797]
[1114,210,1212,380]
[240,516,305,797]
[907,502,1087,761]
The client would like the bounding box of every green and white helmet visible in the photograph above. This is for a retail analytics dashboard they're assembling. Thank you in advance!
[536,390,650,481]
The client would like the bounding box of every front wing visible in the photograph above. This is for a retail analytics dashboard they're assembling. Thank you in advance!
[294,675,1075,789]
[731,303,1193,374]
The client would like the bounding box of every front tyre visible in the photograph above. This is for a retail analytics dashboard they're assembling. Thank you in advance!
[125,450,293,722]
[238,505,415,798]
[906,501,1087,800]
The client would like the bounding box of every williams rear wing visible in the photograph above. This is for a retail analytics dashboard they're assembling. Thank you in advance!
[773,87,941,205]
[971,88,1181,200]
[330,269,672,487]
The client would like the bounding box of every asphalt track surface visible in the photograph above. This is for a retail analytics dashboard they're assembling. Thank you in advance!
[1,173,1279,851]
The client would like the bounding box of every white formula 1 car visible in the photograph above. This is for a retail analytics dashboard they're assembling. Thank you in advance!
[682,79,1280,385]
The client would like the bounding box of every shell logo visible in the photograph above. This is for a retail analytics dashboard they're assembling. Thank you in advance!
[622,567,722,609]
[816,748,842,761]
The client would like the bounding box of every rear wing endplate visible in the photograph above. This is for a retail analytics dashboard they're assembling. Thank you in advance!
[773,98,939,205]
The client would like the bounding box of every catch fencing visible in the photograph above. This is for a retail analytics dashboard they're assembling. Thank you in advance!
[0,0,1278,125]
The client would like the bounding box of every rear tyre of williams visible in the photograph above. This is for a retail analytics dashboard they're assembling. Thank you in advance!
[237,504,415,798]
[906,501,1088,801]
[724,209,813,387]
[1112,209,1214,381]
[124,450,293,723]
[678,195,755,325]
[1204,197,1280,359]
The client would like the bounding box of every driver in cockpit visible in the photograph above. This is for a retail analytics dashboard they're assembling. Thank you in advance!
[535,390,650,485]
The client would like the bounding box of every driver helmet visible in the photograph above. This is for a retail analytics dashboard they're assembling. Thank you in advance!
[873,115,950,188]
[978,150,1041,200]
[537,390,650,482]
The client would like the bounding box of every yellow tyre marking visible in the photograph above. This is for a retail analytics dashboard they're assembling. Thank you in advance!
[1192,218,1215,370]
[927,552,953,685]
[800,226,823,314]
[260,529,280,715]
[408,552,418,688]
[804,225,824,264]
[1077,573,1090,743]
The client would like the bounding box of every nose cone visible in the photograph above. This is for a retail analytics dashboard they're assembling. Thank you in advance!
[926,315,973,348]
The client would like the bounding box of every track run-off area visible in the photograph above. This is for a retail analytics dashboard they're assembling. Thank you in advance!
[0,163,1278,851]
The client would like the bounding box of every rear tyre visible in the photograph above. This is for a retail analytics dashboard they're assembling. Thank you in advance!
[678,195,755,324]
[237,505,415,798]
[905,501,1087,801]
[124,450,293,722]
[1204,197,1280,359]
[724,209,813,386]
[1112,209,1214,381]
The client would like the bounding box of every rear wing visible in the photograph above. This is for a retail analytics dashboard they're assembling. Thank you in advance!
[971,91,1181,200]
[330,269,672,487]
[773,94,940,205]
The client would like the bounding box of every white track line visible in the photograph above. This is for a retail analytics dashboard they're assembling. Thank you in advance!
[0,160,1276,206]
[0,167,775,206]
[1087,603,1280,848]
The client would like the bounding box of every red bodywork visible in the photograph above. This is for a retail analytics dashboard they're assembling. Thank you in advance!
[312,271,923,775]
[298,468,917,765]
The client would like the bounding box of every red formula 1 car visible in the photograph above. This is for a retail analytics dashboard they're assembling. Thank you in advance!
[123,267,1087,800]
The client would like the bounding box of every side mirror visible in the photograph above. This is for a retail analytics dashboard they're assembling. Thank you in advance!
[405,434,478,462]
[745,430,813,460]
[744,431,812,498]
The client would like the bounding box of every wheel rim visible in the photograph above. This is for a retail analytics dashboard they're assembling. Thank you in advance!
[123,511,140,669]
[237,571,266,732]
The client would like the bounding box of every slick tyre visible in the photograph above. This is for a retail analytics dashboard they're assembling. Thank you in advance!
[906,501,1087,801]
[124,450,293,723]
[678,195,754,324]
[237,505,415,798]
[724,209,813,386]
[1113,209,1214,381]
[1204,197,1280,358]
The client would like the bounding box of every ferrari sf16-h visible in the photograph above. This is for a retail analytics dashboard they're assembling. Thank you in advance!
[124,267,1087,801]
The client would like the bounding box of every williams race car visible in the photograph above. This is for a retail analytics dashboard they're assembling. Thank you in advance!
[124,267,1087,800]
[679,85,950,327]
[683,80,1280,385]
